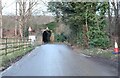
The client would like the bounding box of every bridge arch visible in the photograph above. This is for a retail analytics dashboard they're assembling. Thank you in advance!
[42,30,51,43]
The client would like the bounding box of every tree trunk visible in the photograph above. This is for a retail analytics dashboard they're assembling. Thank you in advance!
[111,2,119,46]
[83,24,89,48]
[19,0,26,38]
[83,8,89,48]
[117,2,120,48]
[19,18,23,38]
[108,2,112,39]
[0,0,2,38]
[15,1,18,36]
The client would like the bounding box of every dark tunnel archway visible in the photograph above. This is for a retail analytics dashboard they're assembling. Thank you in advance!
[42,30,51,43]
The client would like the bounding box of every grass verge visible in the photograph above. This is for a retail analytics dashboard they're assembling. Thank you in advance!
[0,46,34,71]
[81,48,118,60]
[79,48,119,67]
[71,45,119,68]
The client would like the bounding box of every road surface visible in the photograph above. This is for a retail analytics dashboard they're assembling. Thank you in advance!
[1,44,118,76]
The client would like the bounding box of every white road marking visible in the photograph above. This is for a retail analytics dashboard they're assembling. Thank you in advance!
[0,65,12,77]
[81,53,91,57]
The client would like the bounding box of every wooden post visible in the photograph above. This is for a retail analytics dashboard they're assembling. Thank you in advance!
[19,38,20,51]
[13,38,15,53]
[25,38,26,51]
[5,38,7,55]
[23,38,24,51]
[26,38,27,51]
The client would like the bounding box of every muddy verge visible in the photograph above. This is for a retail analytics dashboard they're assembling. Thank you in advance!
[88,55,118,68]
[73,47,119,68]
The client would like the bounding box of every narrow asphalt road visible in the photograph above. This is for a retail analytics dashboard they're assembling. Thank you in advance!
[1,44,118,76]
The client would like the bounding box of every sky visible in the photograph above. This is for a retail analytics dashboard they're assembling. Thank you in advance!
[2,0,16,15]
[2,0,119,15]
[2,0,52,15]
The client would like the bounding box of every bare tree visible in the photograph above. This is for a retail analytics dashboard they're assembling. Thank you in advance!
[111,0,120,45]
[15,0,18,36]
[111,0,119,36]
[108,2,112,39]
[0,0,2,38]
[18,0,38,38]
[116,1,120,47]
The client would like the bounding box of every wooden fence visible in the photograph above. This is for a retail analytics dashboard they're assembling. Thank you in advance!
[0,38,32,56]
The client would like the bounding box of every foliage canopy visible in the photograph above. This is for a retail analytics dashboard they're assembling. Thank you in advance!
[48,2,110,48]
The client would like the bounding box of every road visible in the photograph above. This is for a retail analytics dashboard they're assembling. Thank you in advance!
[1,44,118,76]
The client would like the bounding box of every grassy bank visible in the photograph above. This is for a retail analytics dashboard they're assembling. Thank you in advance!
[0,46,34,71]
[80,48,118,62]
